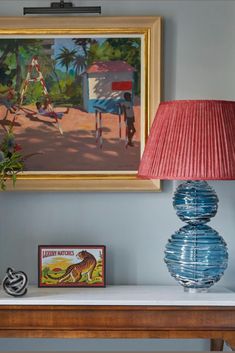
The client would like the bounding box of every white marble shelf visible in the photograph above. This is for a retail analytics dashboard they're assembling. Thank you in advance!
[0,285,234,306]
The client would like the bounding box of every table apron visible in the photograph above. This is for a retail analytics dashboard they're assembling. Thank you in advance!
[0,306,235,332]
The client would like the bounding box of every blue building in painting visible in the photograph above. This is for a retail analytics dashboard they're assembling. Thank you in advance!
[82,60,135,114]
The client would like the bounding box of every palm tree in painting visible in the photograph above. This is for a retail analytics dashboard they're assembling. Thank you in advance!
[73,38,90,57]
[72,38,98,59]
[73,54,86,82]
[56,47,76,78]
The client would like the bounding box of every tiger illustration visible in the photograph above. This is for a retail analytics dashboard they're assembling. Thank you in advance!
[47,250,97,283]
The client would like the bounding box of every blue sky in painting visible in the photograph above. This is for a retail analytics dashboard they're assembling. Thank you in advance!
[54,39,78,58]
[53,38,105,72]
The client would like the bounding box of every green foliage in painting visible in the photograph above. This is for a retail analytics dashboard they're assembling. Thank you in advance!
[105,38,141,94]
[0,130,24,190]
[0,39,44,90]
[0,37,141,107]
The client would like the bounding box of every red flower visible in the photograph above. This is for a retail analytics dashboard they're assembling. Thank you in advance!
[14,144,22,152]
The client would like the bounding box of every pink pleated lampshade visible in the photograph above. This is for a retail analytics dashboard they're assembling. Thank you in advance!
[138,100,235,180]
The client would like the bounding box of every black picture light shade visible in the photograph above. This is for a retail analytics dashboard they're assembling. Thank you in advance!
[24,1,101,15]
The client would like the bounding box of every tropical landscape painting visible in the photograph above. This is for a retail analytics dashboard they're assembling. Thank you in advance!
[0,35,142,172]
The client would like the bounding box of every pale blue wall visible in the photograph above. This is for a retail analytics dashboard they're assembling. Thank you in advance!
[0,0,234,351]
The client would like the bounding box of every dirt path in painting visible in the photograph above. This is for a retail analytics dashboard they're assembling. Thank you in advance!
[0,105,140,172]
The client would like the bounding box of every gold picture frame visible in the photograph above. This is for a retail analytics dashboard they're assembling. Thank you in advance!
[0,16,162,191]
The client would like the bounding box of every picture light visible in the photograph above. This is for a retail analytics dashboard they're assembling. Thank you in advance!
[24,1,101,15]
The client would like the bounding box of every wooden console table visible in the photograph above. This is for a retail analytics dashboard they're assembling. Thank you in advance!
[0,285,235,351]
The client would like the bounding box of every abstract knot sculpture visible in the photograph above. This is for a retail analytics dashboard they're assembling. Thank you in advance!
[2,267,28,297]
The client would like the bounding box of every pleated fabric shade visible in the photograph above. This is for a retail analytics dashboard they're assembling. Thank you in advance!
[138,100,235,180]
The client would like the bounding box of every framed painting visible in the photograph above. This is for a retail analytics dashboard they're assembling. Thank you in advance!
[38,245,106,287]
[0,17,162,191]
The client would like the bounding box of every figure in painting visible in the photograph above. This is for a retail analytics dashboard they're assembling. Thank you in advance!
[0,80,17,119]
[122,92,136,147]
[36,99,69,119]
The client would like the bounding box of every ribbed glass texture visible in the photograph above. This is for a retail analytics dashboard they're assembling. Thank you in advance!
[164,180,228,291]
[165,224,228,290]
[173,181,218,224]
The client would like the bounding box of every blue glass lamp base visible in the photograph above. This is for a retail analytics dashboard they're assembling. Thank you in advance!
[184,287,209,293]
[164,181,228,292]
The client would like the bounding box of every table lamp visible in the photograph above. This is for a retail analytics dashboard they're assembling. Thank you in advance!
[138,100,235,292]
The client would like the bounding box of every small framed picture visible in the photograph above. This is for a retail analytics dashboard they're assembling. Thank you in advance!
[38,245,106,287]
